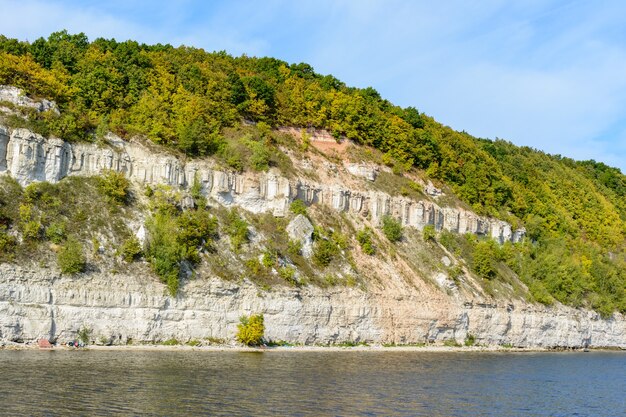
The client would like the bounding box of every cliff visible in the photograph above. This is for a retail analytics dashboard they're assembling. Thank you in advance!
[1,87,624,349]
[0,125,523,243]
[2,264,624,348]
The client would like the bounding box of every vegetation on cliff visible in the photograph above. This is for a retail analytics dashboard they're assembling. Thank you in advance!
[0,31,625,314]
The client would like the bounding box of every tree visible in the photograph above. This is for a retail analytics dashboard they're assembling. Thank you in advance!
[236,314,265,346]
[382,215,402,242]
[473,240,496,279]
[97,170,130,204]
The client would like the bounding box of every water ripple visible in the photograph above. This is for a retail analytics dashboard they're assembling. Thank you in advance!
[0,350,624,416]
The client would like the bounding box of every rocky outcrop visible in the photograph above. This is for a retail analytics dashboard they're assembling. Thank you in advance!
[286,214,314,258]
[0,126,524,243]
[345,163,378,181]
[0,264,624,347]
[0,85,59,114]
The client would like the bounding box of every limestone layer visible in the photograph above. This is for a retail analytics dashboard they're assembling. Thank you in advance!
[0,265,624,347]
[0,126,523,243]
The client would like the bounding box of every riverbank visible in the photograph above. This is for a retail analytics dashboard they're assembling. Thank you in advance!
[3,341,622,353]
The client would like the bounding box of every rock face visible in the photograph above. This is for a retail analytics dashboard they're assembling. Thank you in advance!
[0,125,524,243]
[345,163,378,181]
[286,214,314,258]
[1,264,624,347]
[0,85,59,114]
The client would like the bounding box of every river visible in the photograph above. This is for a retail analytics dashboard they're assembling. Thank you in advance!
[1,350,624,416]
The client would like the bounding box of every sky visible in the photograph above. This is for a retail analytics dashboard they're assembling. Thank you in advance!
[1,0,626,171]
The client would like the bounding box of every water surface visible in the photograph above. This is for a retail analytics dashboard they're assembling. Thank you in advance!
[1,350,624,416]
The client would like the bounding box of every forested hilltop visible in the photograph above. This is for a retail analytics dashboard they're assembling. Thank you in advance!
[1,31,625,315]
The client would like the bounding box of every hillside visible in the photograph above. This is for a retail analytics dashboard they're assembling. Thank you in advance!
[0,32,625,347]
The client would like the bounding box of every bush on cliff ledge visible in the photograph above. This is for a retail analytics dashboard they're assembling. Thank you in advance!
[57,237,85,274]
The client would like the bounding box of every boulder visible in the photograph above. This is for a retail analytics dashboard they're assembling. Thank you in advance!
[286,214,314,258]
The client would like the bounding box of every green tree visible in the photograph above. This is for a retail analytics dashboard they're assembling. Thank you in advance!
[382,215,402,242]
[98,170,130,204]
[473,240,496,279]
[312,239,338,267]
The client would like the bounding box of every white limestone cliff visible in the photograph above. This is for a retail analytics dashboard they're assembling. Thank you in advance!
[1,264,623,347]
[0,126,524,243]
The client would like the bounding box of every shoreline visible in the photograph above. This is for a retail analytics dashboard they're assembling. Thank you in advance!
[1,342,624,353]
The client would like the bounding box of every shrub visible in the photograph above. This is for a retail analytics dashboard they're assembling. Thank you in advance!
[226,153,244,172]
[249,141,270,171]
[145,206,219,294]
[57,237,86,274]
[190,172,203,202]
[236,314,265,346]
[245,257,263,275]
[439,229,457,250]
[262,250,276,268]
[119,236,142,262]
[408,180,422,193]
[422,224,436,242]
[224,210,249,251]
[331,231,349,250]
[313,239,338,266]
[381,215,402,242]
[151,245,180,295]
[19,203,41,241]
[97,170,130,204]
[21,220,42,241]
[356,227,375,255]
[177,209,218,251]
[289,199,308,216]
[287,239,302,257]
[77,327,91,345]
[45,221,66,243]
[464,334,476,346]
[443,339,461,347]
[323,273,338,286]
[528,280,554,306]
[0,228,17,258]
[300,129,310,152]
[279,266,297,285]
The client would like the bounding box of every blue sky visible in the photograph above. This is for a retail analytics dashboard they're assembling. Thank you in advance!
[2,0,626,171]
